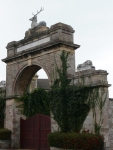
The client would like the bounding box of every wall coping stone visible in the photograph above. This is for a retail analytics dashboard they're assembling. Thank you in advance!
[75,70,108,78]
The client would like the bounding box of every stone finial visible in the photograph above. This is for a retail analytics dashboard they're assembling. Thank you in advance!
[77,60,95,71]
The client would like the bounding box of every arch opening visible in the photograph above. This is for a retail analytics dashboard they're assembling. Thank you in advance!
[14,65,50,96]
[29,68,50,92]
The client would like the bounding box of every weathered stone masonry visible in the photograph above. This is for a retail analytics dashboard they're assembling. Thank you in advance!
[2,22,80,148]
[2,22,112,149]
[74,69,110,149]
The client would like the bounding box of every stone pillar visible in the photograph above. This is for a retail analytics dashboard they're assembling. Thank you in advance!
[108,98,113,149]
[74,69,110,150]
[50,112,60,150]
[4,99,26,148]
[51,112,60,132]
[29,74,38,92]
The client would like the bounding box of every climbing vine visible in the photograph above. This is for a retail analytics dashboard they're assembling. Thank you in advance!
[50,51,92,132]
[16,50,107,135]
[88,87,107,134]
[16,88,50,118]
[50,50,107,133]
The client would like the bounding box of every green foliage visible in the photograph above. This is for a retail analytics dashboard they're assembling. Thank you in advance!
[0,88,6,98]
[50,85,92,132]
[16,88,50,118]
[48,131,104,150]
[0,128,11,140]
[88,87,107,135]
[50,50,107,134]
[0,97,5,121]
[16,50,106,135]
[51,50,71,89]
[0,88,6,128]
[50,51,92,132]
[0,121,4,128]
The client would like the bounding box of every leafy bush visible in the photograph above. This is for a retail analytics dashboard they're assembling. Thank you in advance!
[48,131,104,150]
[0,91,6,128]
[0,120,4,128]
[0,128,11,140]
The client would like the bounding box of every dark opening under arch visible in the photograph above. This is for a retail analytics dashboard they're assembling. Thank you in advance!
[14,65,41,95]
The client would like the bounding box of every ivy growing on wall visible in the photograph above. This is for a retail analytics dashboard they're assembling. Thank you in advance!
[16,88,50,118]
[50,51,92,132]
[16,50,107,134]
[88,87,107,134]
[50,50,107,133]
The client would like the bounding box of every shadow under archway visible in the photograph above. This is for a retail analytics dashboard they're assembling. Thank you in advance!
[14,65,42,96]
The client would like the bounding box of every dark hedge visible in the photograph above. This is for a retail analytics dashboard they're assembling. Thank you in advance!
[0,128,11,140]
[48,131,104,150]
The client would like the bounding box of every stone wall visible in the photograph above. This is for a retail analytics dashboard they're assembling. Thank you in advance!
[51,112,60,132]
[0,140,11,149]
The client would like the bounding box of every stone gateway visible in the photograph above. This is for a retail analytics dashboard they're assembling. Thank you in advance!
[2,22,112,149]
[2,22,79,148]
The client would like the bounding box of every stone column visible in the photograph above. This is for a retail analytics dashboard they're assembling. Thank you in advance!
[108,98,113,149]
[74,69,110,150]
[4,99,26,148]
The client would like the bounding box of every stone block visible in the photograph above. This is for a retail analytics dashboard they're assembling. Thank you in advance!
[0,140,11,149]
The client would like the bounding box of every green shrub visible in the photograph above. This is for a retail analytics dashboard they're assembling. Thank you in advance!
[48,132,104,150]
[0,120,4,128]
[0,128,11,140]
[0,90,5,129]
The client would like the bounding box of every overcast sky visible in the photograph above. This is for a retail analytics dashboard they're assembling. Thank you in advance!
[0,0,113,97]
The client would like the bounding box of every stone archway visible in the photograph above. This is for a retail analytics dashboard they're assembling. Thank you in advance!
[2,22,80,148]
[14,65,41,95]
[13,64,50,96]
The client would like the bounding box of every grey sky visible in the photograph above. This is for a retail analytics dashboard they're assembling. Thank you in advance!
[0,0,113,97]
